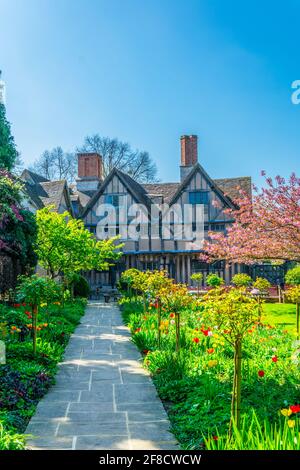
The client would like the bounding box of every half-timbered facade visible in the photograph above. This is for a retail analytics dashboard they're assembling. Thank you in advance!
[74,135,251,289]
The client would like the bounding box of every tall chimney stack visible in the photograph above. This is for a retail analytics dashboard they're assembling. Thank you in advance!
[180,135,198,181]
[76,153,103,193]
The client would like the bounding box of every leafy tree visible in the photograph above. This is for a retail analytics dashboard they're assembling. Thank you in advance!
[191,273,203,295]
[202,173,300,264]
[0,103,18,170]
[232,273,252,288]
[35,206,122,279]
[206,273,224,288]
[205,288,259,432]
[285,266,300,286]
[0,170,37,292]
[16,275,61,355]
[252,277,271,292]
[78,134,158,183]
[160,283,191,352]
[285,267,300,339]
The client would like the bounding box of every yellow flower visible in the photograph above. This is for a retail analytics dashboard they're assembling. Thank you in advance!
[288,420,296,428]
[208,360,218,368]
[40,302,47,307]
[281,408,292,417]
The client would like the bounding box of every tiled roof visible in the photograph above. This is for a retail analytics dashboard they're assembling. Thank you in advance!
[142,183,180,204]
[214,176,252,201]
[21,170,71,213]
[38,181,66,210]
[143,176,251,204]
[21,169,49,184]
[22,182,45,209]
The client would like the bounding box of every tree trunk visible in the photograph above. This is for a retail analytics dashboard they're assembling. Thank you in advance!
[157,299,161,348]
[142,292,147,314]
[258,296,262,324]
[32,305,38,356]
[230,338,242,433]
[297,303,300,341]
[175,310,180,353]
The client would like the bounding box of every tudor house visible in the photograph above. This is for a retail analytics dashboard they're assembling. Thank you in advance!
[22,135,251,289]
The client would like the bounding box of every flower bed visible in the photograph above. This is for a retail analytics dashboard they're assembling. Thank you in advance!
[0,299,86,449]
[120,296,300,450]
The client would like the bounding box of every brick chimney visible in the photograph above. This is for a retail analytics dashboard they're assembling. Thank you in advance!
[180,135,198,181]
[76,153,103,193]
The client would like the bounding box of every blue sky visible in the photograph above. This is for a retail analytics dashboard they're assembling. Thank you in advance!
[1,0,299,183]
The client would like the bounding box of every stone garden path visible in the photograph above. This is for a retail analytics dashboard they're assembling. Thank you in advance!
[26,302,178,450]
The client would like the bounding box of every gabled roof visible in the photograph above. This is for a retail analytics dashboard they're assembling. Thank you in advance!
[21,170,74,215]
[142,175,251,206]
[21,169,50,185]
[22,182,45,209]
[169,163,237,208]
[38,180,67,211]
[80,168,153,218]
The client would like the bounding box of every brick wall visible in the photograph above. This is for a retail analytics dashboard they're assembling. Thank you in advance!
[78,153,103,179]
[180,135,198,167]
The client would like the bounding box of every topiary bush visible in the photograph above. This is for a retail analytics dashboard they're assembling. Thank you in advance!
[73,275,90,298]
[206,273,224,288]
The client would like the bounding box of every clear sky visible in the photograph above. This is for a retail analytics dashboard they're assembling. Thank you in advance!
[0,0,299,183]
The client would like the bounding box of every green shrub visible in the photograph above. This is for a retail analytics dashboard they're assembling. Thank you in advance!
[73,275,90,298]
[206,274,224,287]
[232,273,252,287]
[0,422,25,450]
[285,266,300,286]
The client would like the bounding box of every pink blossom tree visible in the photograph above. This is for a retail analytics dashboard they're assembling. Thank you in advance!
[201,173,300,264]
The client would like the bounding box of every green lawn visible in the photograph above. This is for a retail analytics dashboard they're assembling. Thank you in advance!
[263,303,297,332]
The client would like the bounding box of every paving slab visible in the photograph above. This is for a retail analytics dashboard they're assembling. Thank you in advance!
[25,301,177,450]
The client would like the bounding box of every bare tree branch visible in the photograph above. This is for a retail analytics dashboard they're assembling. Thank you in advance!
[77,134,158,183]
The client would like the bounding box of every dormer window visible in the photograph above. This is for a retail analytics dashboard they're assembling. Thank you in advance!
[189,191,209,205]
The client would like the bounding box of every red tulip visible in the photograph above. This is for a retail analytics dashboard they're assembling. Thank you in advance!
[193,337,200,344]
[271,355,278,363]
[290,404,300,414]
[258,370,265,377]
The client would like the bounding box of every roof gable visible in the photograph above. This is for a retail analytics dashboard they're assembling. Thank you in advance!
[80,168,152,218]
[21,169,50,185]
[169,163,236,208]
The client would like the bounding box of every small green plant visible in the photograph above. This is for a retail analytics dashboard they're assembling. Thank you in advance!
[253,277,271,292]
[285,286,300,340]
[206,273,224,288]
[205,288,259,432]
[191,273,203,295]
[252,277,271,322]
[285,266,300,286]
[232,273,252,288]
[16,275,60,355]
[0,422,26,450]
[160,283,191,353]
